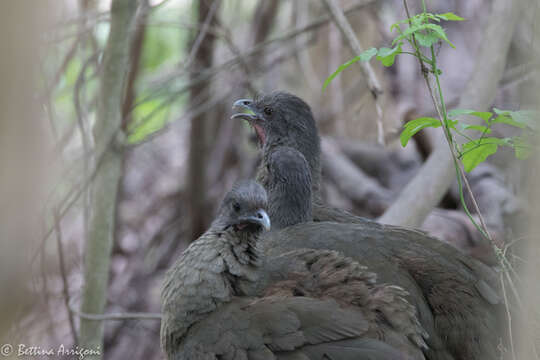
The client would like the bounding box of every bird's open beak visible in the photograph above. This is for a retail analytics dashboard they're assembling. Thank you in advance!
[239,209,271,231]
[231,99,260,122]
[231,98,266,146]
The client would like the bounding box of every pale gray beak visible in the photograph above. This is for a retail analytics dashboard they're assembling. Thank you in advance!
[240,209,271,231]
[231,98,261,122]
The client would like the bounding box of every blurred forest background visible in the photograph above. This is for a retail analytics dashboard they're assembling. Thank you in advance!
[1,0,539,359]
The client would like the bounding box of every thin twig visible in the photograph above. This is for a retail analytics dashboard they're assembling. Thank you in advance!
[74,52,100,244]
[293,0,321,91]
[321,0,385,145]
[53,208,78,345]
[500,273,516,360]
[136,0,377,108]
[32,129,118,266]
[69,299,161,321]
[183,0,221,69]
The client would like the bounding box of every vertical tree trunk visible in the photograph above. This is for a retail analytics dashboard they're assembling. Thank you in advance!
[187,0,221,240]
[78,0,138,357]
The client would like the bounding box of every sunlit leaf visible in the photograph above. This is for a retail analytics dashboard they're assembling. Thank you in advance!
[460,124,492,133]
[448,109,493,123]
[509,110,539,130]
[461,141,498,172]
[323,48,377,91]
[392,23,455,48]
[437,12,465,21]
[425,24,455,48]
[491,114,527,129]
[414,31,439,48]
[400,117,441,147]
[376,43,402,67]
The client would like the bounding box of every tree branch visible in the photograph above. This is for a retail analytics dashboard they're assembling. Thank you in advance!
[136,0,377,108]
[320,0,386,145]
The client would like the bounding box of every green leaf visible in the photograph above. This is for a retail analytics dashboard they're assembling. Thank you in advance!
[393,23,455,48]
[400,117,441,147]
[475,137,509,146]
[376,43,402,67]
[491,114,527,129]
[392,23,422,45]
[509,110,539,130]
[412,13,426,27]
[512,136,532,159]
[437,12,465,21]
[460,124,492,133]
[425,24,455,48]
[322,48,377,92]
[424,13,441,22]
[492,108,511,116]
[414,31,440,48]
[446,119,458,129]
[492,108,536,129]
[461,141,498,172]
[447,108,493,123]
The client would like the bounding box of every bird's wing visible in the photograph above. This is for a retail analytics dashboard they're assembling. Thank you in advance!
[263,220,503,359]
[177,296,407,360]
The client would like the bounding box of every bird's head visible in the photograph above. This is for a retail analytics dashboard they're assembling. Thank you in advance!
[214,180,271,234]
[266,146,312,229]
[231,92,320,156]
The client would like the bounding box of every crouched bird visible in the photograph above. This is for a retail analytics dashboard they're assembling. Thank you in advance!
[160,146,428,359]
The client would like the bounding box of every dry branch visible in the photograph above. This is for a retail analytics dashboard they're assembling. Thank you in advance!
[322,138,392,216]
[321,0,385,145]
[137,0,377,107]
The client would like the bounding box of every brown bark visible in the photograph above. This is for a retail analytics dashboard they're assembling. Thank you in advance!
[122,0,149,128]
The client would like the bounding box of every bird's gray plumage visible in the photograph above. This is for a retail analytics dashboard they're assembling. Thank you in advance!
[161,157,427,359]
[232,92,504,360]
[266,146,312,229]
[161,180,268,355]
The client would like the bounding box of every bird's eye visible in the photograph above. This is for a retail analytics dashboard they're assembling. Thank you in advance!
[263,106,273,116]
[233,202,241,212]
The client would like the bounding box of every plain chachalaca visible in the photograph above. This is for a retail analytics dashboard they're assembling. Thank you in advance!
[231,92,504,360]
[160,152,428,359]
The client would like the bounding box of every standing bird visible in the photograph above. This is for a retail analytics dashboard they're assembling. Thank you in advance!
[160,149,428,359]
[231,92,503,360]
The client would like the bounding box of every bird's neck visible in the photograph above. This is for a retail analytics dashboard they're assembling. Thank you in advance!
[268,182,312,230]
[161,227,261,345]
[262,137,322,199]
